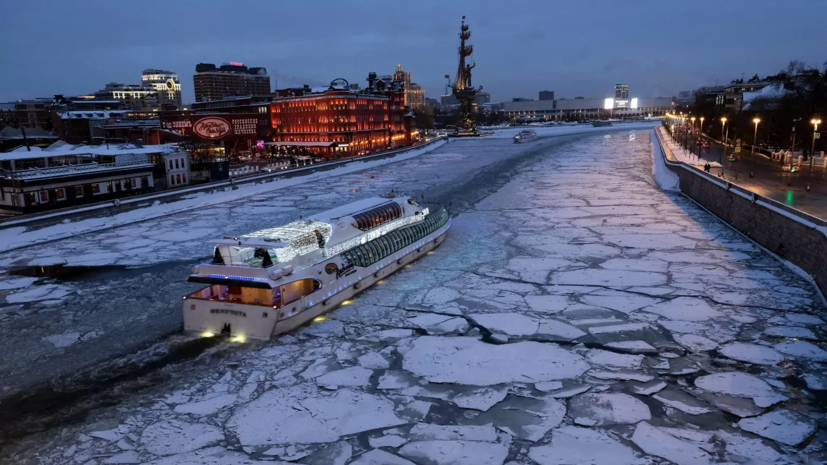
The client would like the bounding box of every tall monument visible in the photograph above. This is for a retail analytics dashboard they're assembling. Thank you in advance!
[450,16,482,135]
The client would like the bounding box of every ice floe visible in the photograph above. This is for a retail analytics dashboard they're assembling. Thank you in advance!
[673,334,718,352]
[399,440,508,465]
[401,336,588,385]
[228,385,404,445]
[774,340,827,361]
[140,420,223,456]
[585,349,643,368]
[719,342,784,365]
[569,393,651,426]
[466,395,566,441]
[694,372,786,408]
[738,410,817,446]
[631,422,712,465]
[350,449,415,465]
[173,394,237,415]
[315,366,373,388]
[641,297,720,321]
[529,426,648,465]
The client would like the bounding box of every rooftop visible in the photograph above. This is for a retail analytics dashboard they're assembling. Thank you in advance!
[0,141,176,161]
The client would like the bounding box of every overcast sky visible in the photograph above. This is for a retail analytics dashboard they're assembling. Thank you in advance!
[1,0,825,104]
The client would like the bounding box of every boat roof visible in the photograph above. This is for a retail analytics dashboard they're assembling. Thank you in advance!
[309,196,404,222]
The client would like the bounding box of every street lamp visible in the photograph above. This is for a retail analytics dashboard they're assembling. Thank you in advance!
[700,116,705,135]
[690,117,696,133]
[811,118,822,172]
[720,117,728,164]
[751,117,761,177]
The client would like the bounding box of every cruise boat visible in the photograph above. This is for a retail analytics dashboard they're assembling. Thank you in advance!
[183,195,451,341]
[513,129,538,143]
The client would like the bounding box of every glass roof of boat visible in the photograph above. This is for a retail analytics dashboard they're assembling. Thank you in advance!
[242,220,332,249]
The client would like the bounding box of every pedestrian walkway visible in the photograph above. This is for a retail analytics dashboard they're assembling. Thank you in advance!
[661,127,827,219]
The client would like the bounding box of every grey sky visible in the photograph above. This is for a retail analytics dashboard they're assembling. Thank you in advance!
[1,0,825,104]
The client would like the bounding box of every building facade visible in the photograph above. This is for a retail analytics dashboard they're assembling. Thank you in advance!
[94,83,159,111]
[539,90,555,101]
[142,69,182,108]
[504,96,673,122]
[615,84,629,100]
[193,63,271,102]
[408,83,425,109]
[393,63,412,106]
[269,77,415,158]
[15,99,55,129]
[475,92,490,105]
[0,145,160,214]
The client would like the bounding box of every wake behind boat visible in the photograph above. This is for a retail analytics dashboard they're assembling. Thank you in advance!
[183,195,451,341]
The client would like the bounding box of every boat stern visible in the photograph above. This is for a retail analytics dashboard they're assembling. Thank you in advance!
[183,296,278,341]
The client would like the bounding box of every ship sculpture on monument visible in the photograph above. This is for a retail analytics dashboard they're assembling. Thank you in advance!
[448,16,485,137]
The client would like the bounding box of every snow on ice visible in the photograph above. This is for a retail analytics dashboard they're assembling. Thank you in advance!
[401,336,588,385]
[228,385,404,445]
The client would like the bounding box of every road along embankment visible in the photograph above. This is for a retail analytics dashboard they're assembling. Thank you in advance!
[653,126,827,299]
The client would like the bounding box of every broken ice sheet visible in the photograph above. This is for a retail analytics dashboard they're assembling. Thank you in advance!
[631,422,712,465]
[694,372,786,408]
[569,392,651,426]
[464,394,565,441]
[228,385,404,445]
[738,410,817,446]
[528,426,648,465]
[652,388,715,415]
[452,386,508,411]
[401,336,588,385]
[399,440,508,465]
[719,342,784,365]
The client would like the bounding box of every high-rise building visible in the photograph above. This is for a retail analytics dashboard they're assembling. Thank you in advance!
[393,63,413,106]
[193,63,271,102]
[475,92,490,105]
[539,90,555,101]
[142,69,182,108]
[440,94,458,106]
[615,84,629,100]
[408,83,425,109]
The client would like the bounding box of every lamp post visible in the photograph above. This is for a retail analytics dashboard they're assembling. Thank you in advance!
[751,117,761,177]
[720,117,727,164]
[700,116,705,135]
[811,118,822,172]
[690,117,696,154]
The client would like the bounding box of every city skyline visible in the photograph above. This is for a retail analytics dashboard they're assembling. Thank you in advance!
[2,1,826,104]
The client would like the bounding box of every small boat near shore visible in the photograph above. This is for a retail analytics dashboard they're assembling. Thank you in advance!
[183,195,451,341]
[513,130,538,143]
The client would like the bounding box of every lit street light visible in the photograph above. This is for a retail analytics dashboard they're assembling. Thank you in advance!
[811,118,822,172]
[751,117,761,177]
[700,116,705,135]
[720,117,727,164]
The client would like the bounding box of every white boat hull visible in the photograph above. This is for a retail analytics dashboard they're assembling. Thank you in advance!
[183,221,450,341]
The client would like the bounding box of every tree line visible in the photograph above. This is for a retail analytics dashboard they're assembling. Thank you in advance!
[687,61,826,155]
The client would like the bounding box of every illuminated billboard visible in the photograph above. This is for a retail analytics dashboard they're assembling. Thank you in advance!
[631,98,638,109]
[604,98,614,110]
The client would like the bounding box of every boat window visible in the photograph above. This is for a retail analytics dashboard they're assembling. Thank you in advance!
[351,202,403,231]
[280,278,321,306]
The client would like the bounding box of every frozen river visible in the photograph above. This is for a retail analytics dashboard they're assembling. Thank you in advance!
[3,124,827,464]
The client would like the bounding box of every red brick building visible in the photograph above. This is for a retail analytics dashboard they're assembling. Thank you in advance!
[269,76,416,158]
